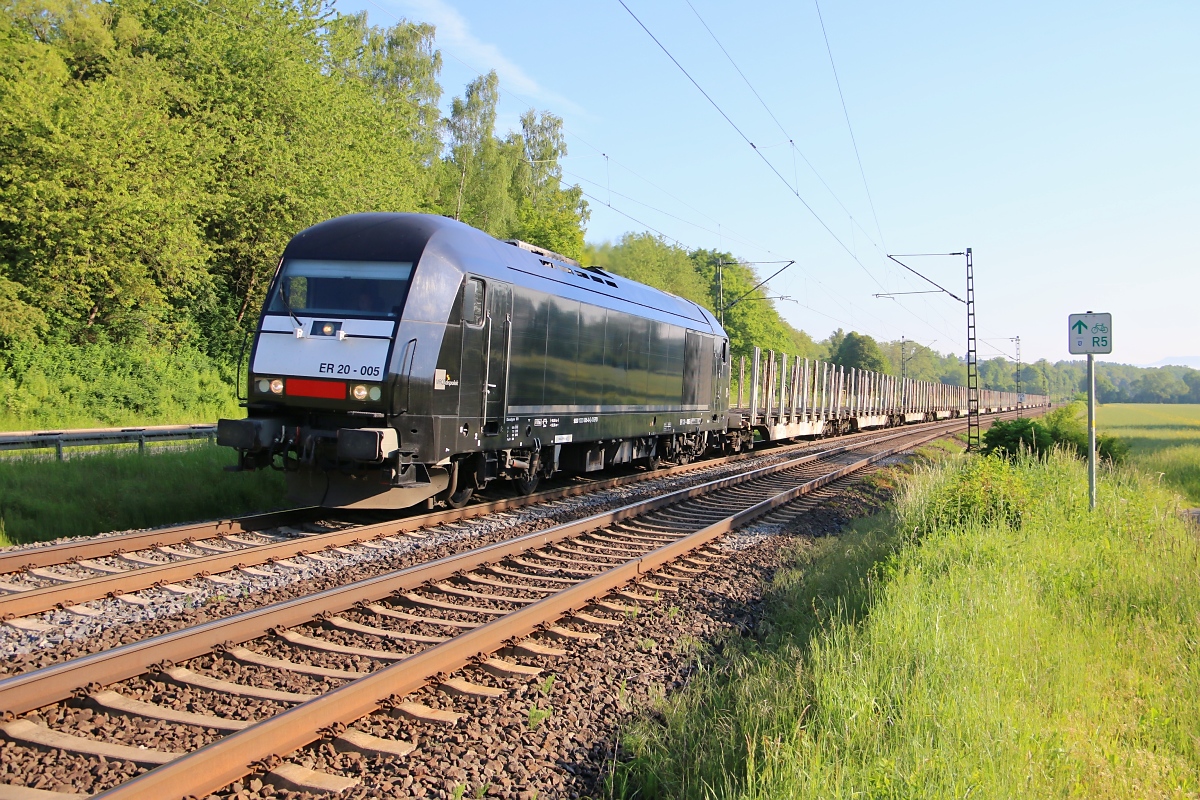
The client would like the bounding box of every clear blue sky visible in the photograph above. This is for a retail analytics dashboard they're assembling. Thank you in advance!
[337,0,1199,366]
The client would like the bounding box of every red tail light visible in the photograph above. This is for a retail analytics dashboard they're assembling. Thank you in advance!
[285,378,346,399]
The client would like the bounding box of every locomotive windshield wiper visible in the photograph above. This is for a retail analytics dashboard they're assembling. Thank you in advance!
[276,282,306,336]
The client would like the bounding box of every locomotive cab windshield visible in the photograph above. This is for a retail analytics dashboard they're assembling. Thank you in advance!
[268,259,414,318]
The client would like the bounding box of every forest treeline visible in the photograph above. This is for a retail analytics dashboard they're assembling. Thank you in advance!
[0,0,1192,428]
[0,0,594,425]
[0,0,585,358]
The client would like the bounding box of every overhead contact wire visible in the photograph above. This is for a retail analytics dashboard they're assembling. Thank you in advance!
[616,0,887,291]
[812,0,887,250]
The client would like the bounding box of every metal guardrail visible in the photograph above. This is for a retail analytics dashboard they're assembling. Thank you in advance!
[0,424,217,460]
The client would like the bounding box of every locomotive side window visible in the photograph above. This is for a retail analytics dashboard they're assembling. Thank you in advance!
[463,278,485,326]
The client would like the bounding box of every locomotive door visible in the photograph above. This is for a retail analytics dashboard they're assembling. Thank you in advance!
[715,338,728,410]
[483,283,512,435]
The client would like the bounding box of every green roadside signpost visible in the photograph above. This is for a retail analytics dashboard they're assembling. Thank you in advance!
[1068,312,1113,510]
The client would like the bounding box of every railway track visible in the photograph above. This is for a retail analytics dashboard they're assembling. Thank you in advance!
[0,420,969,628]
[0,415,1012,800]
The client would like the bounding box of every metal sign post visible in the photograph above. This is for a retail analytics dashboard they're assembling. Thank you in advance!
[1087,353,1096,509]
[1068,312,1112,510]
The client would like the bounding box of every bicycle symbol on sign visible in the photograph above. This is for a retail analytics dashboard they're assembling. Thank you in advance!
[1092,322,1109,334]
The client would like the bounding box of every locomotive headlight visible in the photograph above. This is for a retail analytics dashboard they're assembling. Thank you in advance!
[368,386,382,401]
[269,379,284,395]
[351,384,369,401]
[256,379,271,394]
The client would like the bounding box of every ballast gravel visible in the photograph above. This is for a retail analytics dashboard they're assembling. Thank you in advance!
[212,466,900,800]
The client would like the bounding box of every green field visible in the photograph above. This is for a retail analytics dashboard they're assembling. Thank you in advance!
[1098,403,1200,503]
[617,450,1200,799]
[0,444,287,546]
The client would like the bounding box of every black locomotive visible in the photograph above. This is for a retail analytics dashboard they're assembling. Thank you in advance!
[218,213,734,509]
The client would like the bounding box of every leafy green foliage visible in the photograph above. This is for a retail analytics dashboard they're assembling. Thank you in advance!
[828,330,889,372]
[981,416,1053,459]
[911,454,1029,531]
[0,339,238,429]
[1045,401,1129,463]
[984,404,1129,464]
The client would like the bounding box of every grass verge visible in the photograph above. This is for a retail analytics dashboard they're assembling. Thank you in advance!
[0,444,288,546]
[615,450,1200,799]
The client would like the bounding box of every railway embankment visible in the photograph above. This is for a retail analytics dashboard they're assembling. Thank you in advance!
[614,446,1200,798]
[0,433,881,670]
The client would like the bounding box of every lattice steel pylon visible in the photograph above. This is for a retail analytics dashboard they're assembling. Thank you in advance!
[1014,335,1022,407]
[965,247,981,451]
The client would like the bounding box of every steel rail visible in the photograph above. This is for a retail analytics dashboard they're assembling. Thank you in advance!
[90,423,964,800]
[0,508,320,576]
[0,420,965,718]
[0,420,963,619]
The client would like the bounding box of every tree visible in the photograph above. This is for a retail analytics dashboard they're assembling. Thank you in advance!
[1128,369,1188,403]
[1095,371,1125,403]
[830,332,889,373]
[443,71,522,236]
[826,328,846,357]
[507,110,589,260]
[1183,369,1200,403]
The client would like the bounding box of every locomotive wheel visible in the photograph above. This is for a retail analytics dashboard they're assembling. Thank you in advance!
[444,486,474,509]
[643,454,662,471]
[513,473,541,496]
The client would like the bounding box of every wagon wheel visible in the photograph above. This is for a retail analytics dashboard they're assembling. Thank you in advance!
[444,486,474,509]
[513,472,541,496]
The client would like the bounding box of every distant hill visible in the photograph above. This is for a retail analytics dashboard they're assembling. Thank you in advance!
[1144,357,1200,369]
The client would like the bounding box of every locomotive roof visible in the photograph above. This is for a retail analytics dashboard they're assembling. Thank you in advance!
[283,212,725,336]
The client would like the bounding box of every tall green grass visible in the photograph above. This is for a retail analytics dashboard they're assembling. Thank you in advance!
[616,452,1200,799]
[0,444,287,546]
